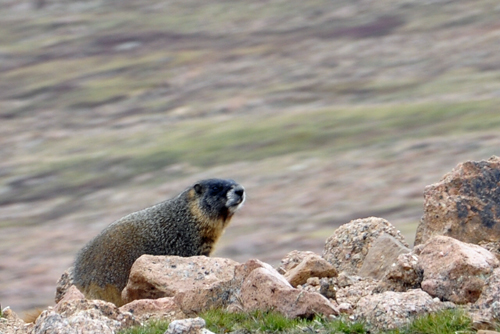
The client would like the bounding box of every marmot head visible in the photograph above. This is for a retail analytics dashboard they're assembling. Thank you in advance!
[189,178,245,221]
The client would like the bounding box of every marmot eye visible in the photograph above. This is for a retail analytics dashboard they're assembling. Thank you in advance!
[194,184,203,194]
[211,185,222,192]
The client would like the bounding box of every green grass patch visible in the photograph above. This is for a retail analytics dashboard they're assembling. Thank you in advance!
[404,308,474,334]
[119,308,482,334]
[119,319,170,334]
[387,308,475,334]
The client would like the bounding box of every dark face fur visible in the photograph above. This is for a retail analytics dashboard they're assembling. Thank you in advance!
[193,179,245,220]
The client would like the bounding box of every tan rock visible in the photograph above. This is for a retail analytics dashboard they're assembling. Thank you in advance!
[323,217,408,275]
[120,297,186,323]
[0,307,33,334]
[55,267,74,304]
[418,236,499,304]
[335,277,379,307]
[471,267,500,329]
[240,266,338,318]
[283,254,337,287]
[355,289,455,330]
[416,156,500,245]
[33,299,138,334]
[479,241,500,261]
[277,250,318,274]
[122,255,239,304]
[54,285,85,309]
[358,233,410,280]
[381,252,422,291]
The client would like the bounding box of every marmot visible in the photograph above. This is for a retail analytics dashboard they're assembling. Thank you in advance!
[73,178,245,306]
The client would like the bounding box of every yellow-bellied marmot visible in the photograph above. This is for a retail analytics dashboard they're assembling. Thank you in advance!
[73,178,245,306]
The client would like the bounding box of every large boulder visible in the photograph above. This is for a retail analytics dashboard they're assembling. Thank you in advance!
[121,255,337,319]
[415,156,500,245]
[355,289,454,330]
[418,236,499,304]
[122,255,238,304]
[323,217,408,275]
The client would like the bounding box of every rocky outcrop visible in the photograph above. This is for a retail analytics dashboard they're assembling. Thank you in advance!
[121,255,338,319]
[418,235,499,304]
[416,156,500,245]
[322,217,408,275]
[7,157,500,333]
[355,289,454,330]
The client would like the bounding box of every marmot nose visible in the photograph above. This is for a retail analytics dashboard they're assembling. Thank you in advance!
[234,187,244,198]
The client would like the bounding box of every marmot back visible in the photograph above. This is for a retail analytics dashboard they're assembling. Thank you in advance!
[73,178,245,306]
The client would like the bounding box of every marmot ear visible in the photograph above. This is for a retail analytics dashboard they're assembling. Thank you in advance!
[194,183,203,194]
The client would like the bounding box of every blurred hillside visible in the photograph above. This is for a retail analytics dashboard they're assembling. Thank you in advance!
[1,0,500,314]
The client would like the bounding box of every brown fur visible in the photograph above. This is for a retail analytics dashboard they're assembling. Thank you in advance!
[72,179,245,306]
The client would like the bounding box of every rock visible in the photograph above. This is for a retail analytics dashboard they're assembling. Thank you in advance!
[418,236,499,304]
[33,299,138,334]
[55,267,74,304]
[381,252,423,292]
[0,307,33,334]
[121,255,336,319]
[281,253,337,287]
[120,297,186,323]
[471,267,500,329]
[55,285,85,307]
[355,289,455,330]
[239,266,338,319]
[323,217,408,275]
[122,255,239,304]
[479,241,500,261]
[358,233,411,280]
[277,250,318,274]
[416,156,500,245]
[336,271,362,288]
[477,331,500,334]
[335,277,379,308]
[166,317,214,334]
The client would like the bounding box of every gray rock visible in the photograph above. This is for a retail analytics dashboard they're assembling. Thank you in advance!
[166,317,214,334]
[355,289,455,330]
[418,236,499,304]
[416,156,500,245]
[323,217,408,275]
[358,233,410,280]
[471,267,500,329]
[381,251,423,291]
